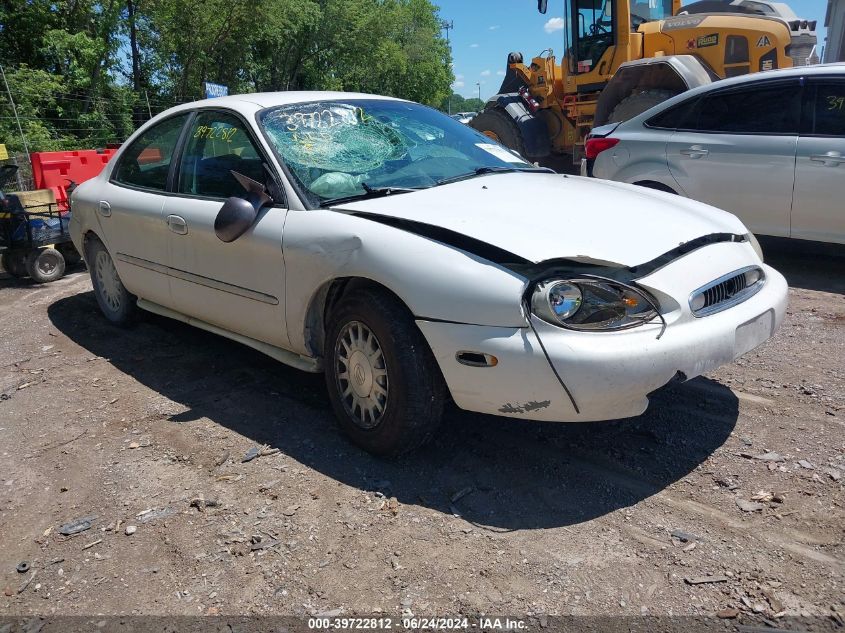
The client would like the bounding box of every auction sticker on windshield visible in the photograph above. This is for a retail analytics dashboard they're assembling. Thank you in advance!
[475,143,525,163]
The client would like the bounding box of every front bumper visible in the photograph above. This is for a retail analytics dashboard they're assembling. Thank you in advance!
[418,243,788,422]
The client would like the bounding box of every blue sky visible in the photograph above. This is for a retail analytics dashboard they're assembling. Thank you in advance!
[436,0,829,101]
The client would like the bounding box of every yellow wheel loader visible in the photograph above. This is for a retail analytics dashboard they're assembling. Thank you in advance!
[470,0,818,169]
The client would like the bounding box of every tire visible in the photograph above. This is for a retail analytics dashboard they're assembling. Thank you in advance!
[57,242,83,267]
[324,287,446,456]
[470,107,527,157]
[25,247,66,283]
[1,252,28,278]
[608,89,676,123]
[85,236,137,325]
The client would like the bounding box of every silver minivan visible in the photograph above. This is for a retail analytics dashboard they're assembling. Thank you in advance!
[587,64,845,245]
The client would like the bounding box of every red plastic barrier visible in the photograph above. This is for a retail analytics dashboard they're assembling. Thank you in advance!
[29,149,118,212]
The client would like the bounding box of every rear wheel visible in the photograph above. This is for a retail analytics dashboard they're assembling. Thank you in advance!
[325,287,446,456]
[470,107,527,157]
[608,89,676,123]
[26,247,66,283]
[1,252,28,278]
[85,236,136,325]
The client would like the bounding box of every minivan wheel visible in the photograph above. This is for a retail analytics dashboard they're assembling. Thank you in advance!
[86,237,136,325]
[325,288,446,456]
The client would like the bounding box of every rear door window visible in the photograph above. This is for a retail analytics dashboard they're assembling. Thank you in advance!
[177,111,266,199]
[801,80,845,137]
[686,81,802,134]
[112,114,189,191]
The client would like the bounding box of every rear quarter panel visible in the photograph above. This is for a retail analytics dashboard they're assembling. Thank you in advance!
[593,127,677,192]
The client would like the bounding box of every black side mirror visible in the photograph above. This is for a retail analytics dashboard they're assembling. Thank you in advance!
[214,170,274,242]
[538,0,548,14]
[215,197,258,243]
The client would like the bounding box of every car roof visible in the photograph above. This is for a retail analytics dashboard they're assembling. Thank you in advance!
[164,90,405,115]
[700,63,845,89]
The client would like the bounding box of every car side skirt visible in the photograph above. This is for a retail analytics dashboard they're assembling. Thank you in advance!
[136,298,322,373]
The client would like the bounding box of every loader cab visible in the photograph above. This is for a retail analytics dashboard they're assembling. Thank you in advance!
[561,0,676,75]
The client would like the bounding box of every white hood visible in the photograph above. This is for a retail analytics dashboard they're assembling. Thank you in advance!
[338,173,749,267]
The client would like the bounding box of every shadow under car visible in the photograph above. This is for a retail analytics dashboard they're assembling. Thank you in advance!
[47,290,740,531]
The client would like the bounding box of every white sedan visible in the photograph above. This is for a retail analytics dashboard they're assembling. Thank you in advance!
[70,91,788,455]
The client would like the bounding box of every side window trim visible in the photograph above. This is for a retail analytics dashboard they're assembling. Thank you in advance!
[168,110,197,192]
[110,112,192,193]
[173,106,287,207]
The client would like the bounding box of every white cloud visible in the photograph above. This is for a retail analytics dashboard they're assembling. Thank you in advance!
[455,73,464,80]
[480,69,491,77]
[470,43,479,48]
[496,70,505,76]
[544,17,565,33]
[489,25,500,30]
[452,81,465,88]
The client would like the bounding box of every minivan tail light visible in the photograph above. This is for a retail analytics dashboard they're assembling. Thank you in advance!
[585,137,619,159]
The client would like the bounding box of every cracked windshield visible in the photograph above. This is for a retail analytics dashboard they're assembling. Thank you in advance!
[260,100,535,204]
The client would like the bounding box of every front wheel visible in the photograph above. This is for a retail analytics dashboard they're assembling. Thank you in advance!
[85,236,137,325]
[470,107,527,157]
[325,288,446,456]
[26,247,66,283]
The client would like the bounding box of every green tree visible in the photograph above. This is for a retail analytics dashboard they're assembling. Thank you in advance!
[0,0,454,153]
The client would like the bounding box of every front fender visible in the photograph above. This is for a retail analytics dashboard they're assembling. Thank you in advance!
[282,209,529,356]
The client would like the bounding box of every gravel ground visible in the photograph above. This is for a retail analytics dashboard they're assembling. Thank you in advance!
[0,241,843,625]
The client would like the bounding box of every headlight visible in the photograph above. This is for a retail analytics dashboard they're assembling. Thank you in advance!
[531,277,659,331]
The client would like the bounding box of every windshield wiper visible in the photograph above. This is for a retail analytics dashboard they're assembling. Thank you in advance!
[320,183,422,207]
[435,165,553,187]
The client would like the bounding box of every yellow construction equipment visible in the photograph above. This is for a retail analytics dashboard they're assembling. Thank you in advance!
[470,0,817,168]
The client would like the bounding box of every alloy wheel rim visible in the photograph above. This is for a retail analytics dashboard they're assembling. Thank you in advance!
[335,320,388,429]
[94,251,122,312]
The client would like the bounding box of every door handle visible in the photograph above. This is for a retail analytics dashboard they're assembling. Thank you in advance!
[810,152,845,166]
[680,146,709,159]
[97,201,111,217]
[166,215,188,235]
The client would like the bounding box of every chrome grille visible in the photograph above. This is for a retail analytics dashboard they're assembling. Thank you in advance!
[689,266,765,317]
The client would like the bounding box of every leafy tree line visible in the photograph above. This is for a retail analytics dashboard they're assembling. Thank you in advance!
[441,93,484,114]
[0,0,453,153]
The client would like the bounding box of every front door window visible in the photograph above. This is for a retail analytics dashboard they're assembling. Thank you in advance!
[178,111,267,199]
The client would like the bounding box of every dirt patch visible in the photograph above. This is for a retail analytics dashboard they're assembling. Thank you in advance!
[0,247,843,622]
